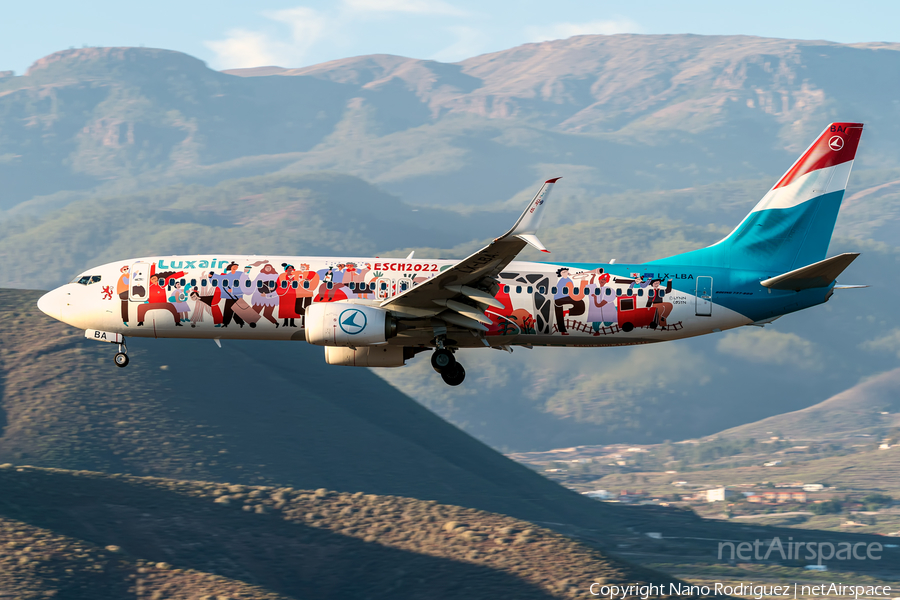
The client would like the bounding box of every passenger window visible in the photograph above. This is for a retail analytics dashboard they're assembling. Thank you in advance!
[292,281,298,289]
[638,289,643,297]
[538,286,546,294]
[527,286,533,294]
[616,288,622,296]
[190,279,196,287]
[516,286,522,294]
[573,287,579,295]
[281,281,287,289]
[551,287,557,294]
[245,280,251,288]
[504,285,510,293]
[562,286,569,294]
[201,279,208,287]
[605,288,611,296]
[180,279,186,286]
[304,281,310,289]
[212,278,219,287]
[257,280,262,288]
[380,282,387,290]
[327,282,333,289]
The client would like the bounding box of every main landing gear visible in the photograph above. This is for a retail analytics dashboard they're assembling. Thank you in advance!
[431,347,465,386]
[114,342,129,368]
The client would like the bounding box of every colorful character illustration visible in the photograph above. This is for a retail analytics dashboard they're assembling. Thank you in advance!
[315,266,348,302]
[343,262,368,298]
[116,265,130,326]
[198,272,223,326]
[554,267,585,335]
[646,279,674,327]
[220,262,248,328]
[168,280,191,323]
[251,263,280,327]
[189,287,209,327]
[136,273,182,327]
[277,263,301,328]
[295,263,318,327]
[586,273,615,334]
[627,274,650,294]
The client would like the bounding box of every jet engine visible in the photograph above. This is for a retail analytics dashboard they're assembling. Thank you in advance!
[325,346,407,367]
[305,303,397,346]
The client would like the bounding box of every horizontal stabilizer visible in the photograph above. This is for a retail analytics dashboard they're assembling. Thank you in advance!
[761,253,860,291]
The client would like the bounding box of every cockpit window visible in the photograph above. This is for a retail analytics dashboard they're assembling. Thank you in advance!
[74,275,102,285]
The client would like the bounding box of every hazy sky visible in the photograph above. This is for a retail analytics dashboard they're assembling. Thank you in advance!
[3,0,900,74]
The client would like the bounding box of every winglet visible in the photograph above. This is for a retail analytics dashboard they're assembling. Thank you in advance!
[501,177,559,251]
[515,233,550,253]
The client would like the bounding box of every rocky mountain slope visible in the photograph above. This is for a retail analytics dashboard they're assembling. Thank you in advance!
[5,35,900,210]
[0,465,658,600]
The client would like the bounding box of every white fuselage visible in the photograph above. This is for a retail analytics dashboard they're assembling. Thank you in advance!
[40,254,751,350]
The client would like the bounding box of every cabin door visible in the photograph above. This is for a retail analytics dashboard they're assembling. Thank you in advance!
[129,262,151,302]
[695,276,713,316]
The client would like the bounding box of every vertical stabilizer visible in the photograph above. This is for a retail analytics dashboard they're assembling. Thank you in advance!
[657,123,863,271]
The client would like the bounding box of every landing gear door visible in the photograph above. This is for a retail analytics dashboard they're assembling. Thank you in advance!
[129,262,151,302]
[695,276,712,316]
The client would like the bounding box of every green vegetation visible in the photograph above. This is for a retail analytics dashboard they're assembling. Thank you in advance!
[809,500,843,515]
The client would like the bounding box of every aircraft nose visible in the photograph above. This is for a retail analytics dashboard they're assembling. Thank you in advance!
[37,288,62,321]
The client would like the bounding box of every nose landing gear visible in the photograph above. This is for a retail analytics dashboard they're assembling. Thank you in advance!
[431,346,465,386]
[114,342,129,368]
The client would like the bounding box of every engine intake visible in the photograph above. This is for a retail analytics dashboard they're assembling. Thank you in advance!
[305,303,397,346]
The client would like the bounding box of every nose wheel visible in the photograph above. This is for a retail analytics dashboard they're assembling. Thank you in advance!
[114,342,129,368]
[431,348,465,386]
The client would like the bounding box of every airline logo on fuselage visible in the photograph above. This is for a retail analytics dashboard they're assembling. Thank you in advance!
[339,308,367,335]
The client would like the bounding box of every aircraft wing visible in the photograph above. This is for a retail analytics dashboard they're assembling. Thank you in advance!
[380,178,559,328]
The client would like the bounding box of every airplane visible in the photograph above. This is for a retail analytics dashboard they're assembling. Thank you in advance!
[38,122,865,386]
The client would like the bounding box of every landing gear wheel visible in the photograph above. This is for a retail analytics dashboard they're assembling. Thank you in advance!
[114,352,129,368]
[431,348,456,372]
[440,362,466,386]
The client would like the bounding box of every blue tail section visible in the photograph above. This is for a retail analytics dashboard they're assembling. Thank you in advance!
[657,123,863,272]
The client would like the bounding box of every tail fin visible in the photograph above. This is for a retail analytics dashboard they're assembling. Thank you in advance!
[657,123,863,271]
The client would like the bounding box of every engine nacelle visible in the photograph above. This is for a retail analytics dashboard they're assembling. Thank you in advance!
[325,346,407,367]
[305,303,397,347]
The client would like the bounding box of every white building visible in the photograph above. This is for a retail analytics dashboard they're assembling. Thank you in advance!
[582,490,611,500]
[803,483,825,492]
[706,487,736,502]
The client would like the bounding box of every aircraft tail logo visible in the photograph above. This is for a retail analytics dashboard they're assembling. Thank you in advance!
[657,122,864,272]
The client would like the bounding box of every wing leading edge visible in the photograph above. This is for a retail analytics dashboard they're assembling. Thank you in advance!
[380,178,560,324]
